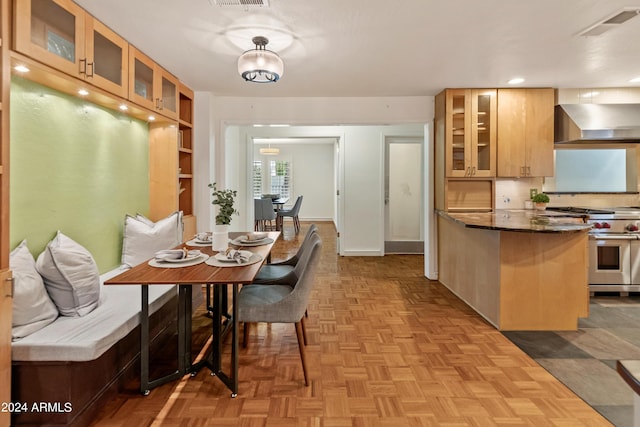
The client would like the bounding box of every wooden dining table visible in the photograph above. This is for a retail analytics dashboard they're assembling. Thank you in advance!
[104,231,280,397]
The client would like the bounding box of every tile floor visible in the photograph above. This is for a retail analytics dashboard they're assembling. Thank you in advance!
[504,295,640,427]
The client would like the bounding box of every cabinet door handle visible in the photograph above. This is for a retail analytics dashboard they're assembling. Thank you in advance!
[155,98,161,110]
[465,166,471,177]
[527,166,531,176]
[87,62,94,77]
[471,166,476,176]
[5,277,14,297]
[79,58,86,75]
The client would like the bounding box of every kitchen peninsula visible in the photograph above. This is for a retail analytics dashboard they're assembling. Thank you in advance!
[437,210,592,331]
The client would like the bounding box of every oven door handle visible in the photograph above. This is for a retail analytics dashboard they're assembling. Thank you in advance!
[590,234,639,240]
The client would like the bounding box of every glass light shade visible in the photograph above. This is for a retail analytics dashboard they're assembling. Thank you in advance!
[238,48,284,83]
[259,147,280,155]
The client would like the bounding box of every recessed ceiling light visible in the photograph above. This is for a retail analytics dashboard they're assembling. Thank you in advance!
[508,77,525,85]
[119,104,128,111]
[630,76,640,83]
[78,89,89,96]
[148,115,156,121]
[14,65,30,73]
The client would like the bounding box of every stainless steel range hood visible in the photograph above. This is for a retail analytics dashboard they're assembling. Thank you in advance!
[554,104,640,144]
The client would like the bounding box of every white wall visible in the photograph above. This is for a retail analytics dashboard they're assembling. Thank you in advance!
[252,143,335,221]
[193,96,434,256]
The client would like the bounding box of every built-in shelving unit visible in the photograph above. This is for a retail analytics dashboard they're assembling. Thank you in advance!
[178,83,196,239]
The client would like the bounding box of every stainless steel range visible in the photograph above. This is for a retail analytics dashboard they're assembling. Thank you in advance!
[550,207,640,294]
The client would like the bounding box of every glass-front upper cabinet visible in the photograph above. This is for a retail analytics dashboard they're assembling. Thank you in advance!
[444,89,496,177]
[84,16,128,97]
[14,0,128,97]
[129,46,178,120]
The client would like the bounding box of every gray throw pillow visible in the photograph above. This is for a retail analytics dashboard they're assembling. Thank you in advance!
[10,240,59,339]
[36,231,101,317]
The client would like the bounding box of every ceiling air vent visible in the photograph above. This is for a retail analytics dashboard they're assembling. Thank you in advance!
[579,7,640,36]
[212,0,269,7]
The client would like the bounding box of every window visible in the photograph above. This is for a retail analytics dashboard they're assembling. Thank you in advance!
[252,160,263,198]
[253,158,292,199]
[269,160,291,199]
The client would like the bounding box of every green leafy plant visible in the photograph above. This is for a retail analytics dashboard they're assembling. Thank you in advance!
[208,182,238,225]
[532,192,550,203]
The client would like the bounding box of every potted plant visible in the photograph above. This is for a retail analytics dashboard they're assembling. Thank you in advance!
[209,182,238,225]
[532,192,550,210]
[208,182,238,251]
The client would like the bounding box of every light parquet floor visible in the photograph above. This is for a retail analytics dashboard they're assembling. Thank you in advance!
[92,222,612,426]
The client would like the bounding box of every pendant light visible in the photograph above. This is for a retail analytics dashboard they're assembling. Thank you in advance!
[237,36,284,83]
[259,144,280,155]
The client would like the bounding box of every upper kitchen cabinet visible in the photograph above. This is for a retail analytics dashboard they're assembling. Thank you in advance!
[437,89,497,178]
[128,47,178,120]
[497,88,554,177]
[13,0,128,97]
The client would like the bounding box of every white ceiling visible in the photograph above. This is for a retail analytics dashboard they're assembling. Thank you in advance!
[75,0,640,97]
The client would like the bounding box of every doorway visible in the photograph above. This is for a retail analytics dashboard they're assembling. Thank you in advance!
[384,136,423,254]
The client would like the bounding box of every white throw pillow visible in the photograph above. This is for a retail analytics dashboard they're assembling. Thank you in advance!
[36,231,101,317]
[121,211,183,268]
[10,240,59,340]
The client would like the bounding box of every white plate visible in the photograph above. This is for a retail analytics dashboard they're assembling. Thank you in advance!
[214,250,253,262]
[230,237,274,247]
[161,254,201,263]
[239,237,267,244]
[206,253,263,268]
[194,239,211,244]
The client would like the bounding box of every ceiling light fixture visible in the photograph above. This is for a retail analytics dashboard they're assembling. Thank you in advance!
[259,145,280,155]
[508,77,525,85]
[238,36,284,83]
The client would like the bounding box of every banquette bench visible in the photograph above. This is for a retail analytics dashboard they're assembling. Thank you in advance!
[10,212,196,426]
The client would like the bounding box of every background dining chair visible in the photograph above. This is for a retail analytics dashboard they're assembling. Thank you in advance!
[253,199,263,231]
[237,233,322,386]
[260,197,277,231]
[254,198,277,231]
[277,195,303,233]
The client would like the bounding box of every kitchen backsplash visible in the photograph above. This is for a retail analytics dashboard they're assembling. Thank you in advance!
[495,178,640,210]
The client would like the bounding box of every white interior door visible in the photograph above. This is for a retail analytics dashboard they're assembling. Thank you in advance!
[384,137,423,253]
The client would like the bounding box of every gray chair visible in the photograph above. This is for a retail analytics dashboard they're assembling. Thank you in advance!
[277,195,303,233]
[237,233,322,386]
[254,198,277,231]
[252,224,318,286]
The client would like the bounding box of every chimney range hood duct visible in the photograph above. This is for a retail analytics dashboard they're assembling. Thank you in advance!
[555,104,640,144]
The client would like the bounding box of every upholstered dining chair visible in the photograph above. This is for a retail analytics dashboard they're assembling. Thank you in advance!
[237,233,322,386]
[277,195,303,233]
[254,198,277,231]
[260,197,277,231]
[252,224,318,286]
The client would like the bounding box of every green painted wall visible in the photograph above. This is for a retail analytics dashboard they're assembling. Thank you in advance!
[10,76,150,272]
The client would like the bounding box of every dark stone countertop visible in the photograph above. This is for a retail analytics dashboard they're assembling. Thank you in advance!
[437,209,593,233]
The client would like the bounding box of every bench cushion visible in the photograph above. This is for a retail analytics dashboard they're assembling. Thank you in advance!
[11,266,176,362]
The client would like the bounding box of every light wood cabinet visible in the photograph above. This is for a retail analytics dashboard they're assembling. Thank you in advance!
[0,0,11,424]
[435,89,496,211]
[148,83,196,241]
[14,0,128,97]
[178,83,196,240]
[497,88,554,177]
[128,47,178,120]
[439,88,497,178]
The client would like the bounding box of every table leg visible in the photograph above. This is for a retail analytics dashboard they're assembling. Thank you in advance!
[140,286,150,395]
[139,285,184,395]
